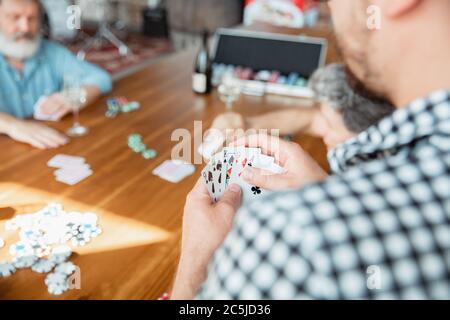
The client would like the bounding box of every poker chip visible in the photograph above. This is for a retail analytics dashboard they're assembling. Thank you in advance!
[9,241,34,257]
[121,102,140,113]
[32,258,57,273]
[47,282,69,296]
[49,245,72,264]
[106,97,140,118]
[128,133,158,160]
[13,255,38,269]
[45,272,68,286]
[2,204,101,295]
[0,261,16,277]
[55,262,76,275]
[45,272,70,295]
[142,149,157,159]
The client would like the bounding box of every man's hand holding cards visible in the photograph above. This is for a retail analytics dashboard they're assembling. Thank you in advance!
[202,146,284,203]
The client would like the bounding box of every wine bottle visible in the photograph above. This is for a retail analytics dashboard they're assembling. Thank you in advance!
[192,30,212,94]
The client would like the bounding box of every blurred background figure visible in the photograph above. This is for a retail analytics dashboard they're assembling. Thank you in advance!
[202,63,394,159]
[0,0,112,149]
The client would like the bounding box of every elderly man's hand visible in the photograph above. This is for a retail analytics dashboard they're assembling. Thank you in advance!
[171,178,242,300]
[231,134,328,191]
[6,118,69,149]
[38,93,74,121]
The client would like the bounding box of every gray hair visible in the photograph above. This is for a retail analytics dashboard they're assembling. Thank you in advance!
[308,63,395,133]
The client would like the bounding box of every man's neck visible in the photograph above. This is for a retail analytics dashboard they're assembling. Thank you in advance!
[6,57,24,72]
[392,52,450,107]
[388,12,450,107]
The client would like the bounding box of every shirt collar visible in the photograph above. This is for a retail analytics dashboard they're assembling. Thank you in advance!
[328,90,450,173]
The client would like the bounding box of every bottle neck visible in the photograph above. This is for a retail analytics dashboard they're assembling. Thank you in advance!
[201,32,209,48]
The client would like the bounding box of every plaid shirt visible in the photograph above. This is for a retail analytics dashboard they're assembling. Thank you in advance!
[198,90,450,300]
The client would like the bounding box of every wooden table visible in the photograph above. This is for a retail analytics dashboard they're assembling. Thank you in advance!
[0,24,337,299]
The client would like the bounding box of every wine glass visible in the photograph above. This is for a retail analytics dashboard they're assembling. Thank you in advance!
[218,74,241,110]
[63,75,89,137]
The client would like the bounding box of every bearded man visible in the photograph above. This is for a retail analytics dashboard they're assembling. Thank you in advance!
[0,0,112,149]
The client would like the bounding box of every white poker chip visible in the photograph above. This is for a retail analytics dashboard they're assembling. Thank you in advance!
[32,259,57,273]
[49,245,72,264]
[0,237,4,248]
[9,241,34,257]
[13,255,38,269]
[55,262,76,275]
[3,204,101,294]
[45,272,68,286]
[0,261,16,277]
[47,282,69,296]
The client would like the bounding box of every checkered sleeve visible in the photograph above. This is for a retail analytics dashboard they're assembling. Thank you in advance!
[197,150,450,299]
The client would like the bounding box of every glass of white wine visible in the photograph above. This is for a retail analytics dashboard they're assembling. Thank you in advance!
[63,75,89,137]
[218,74,241,110]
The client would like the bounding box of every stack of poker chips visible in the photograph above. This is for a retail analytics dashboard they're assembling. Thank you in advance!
[0,203,102,295]
[106,97,140,118]
[128,134,158,160]
[212,63,308,88]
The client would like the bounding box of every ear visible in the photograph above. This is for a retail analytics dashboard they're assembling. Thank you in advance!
[382,0,421,18]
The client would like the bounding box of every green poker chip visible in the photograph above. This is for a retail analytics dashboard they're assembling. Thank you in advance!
[142,149,157,159]
[128,134,157,159]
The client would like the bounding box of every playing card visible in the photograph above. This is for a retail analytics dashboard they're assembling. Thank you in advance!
[202,163,218,202]
[48,154,86,168]
[201,147,284,203]
[55,168,93,186]
[228,147,261,185]
[223,147,261,187]
[252,154,285,174]
[54,164,91,177]
[152,160,195,183]
[210,151,227,200]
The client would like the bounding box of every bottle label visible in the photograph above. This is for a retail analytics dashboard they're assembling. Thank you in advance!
[193,74,207,93]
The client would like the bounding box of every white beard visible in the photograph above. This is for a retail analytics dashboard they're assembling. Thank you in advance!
[0,31,42,61]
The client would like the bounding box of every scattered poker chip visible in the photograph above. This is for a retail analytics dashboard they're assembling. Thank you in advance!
[49,245,72,264]
[9,241,34,258]
[0,261,16,277]
[0,237,4,248]
[32,258,57,273]
[45,272,68,286]
[55,262,77,276]
[128,133,158,160]
[47,282,69,296]
[3,204,101,295]
[106,97,140,118]
[121,102,140,113]
[142,149,157,159]
[45,272,70,295]
[13,255,38,269]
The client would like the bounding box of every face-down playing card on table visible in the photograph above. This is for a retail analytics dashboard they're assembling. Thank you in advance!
[202,147,284,203]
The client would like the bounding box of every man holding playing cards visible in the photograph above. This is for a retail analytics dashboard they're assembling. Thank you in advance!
[0,0,112,150]
[173,0,450,299]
